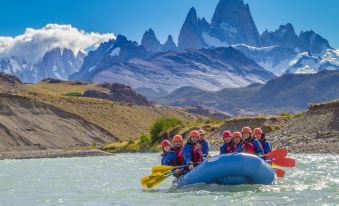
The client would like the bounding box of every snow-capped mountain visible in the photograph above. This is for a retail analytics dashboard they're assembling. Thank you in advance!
[36,48,85,80]
[233,44,339,75]
[72,37,276,93]
[285,50,339,74]
[0,48,85,82]
[178,0,261,49]
[175,0,335,75]
[0,57,36,82]
[70,35,148,81]
[0,24,114,82]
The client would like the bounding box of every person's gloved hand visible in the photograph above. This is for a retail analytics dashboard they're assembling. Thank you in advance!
[175,169,182,174]
[188,164,194,170]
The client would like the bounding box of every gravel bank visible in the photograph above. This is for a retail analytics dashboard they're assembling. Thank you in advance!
[0,149,112,160]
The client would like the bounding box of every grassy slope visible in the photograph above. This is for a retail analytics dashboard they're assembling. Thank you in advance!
[13,82,203,141]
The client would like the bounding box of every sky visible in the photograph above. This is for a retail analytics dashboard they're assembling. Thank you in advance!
[0,0,338,48]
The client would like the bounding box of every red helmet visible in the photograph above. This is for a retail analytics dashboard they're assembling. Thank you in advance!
[172,134,183,142]
[189,130,200,139]
[232,132,242,140]
[222,130,232,138]
[161,140,171,148]
[241,127,252,134]
[253,128,263,135]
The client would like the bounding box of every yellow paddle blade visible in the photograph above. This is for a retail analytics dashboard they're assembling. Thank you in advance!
[151,165,175,173]
[145,175,171,188]
[141,175,159,186]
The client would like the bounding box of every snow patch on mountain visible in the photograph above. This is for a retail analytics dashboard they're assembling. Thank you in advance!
[202,32,227,47]
[110,47,120,56]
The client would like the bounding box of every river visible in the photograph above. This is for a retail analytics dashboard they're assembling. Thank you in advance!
[0,153,338,206]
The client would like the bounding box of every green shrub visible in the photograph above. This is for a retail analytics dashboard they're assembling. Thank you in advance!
[63,92,82,97]
[150,117,182,143]
[139,133,151,149]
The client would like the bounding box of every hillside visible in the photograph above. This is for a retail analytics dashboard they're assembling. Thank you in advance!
[0,93,117,152]
[207,99,339,153]
[159,70,339,115]
[0,75,205,152]
[269,100,339,153]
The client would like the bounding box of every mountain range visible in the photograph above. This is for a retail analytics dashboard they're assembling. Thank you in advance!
[0,48,85,82]
[158,70,339,115]
[69,0,338,94]
[70,35,275,93]
[0,0,338,103]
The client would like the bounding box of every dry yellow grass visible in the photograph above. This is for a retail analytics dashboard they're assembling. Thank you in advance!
[23,81,108,95]
[17,92,202,141]
[1,81,205,143]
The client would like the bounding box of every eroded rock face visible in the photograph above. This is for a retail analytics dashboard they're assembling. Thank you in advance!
[0,72,22,84]
[162,35,177,52]
[0,93,118,152]
[261,23,299,49]
[83,83,149,106]
[299,30,332,54]
[209,0,261,46]
[141,28,162,53]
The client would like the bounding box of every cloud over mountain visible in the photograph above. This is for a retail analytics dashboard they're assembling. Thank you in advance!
[0,24,115,63]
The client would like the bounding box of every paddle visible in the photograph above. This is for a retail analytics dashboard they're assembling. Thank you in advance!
[270,158,296,168]
[262,148,288,159]
[274,168,285,177]
[141,171,174,188]
[151,165,186,175]
[141,174,163,186]
[145,173,172,188]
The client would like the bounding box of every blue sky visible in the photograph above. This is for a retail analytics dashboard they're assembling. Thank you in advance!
[1,0,338,48]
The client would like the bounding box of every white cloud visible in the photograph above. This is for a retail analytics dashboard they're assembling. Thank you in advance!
[0,24,115,63]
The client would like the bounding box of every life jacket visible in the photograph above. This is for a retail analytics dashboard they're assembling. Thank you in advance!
[232,142,244,153]
[243,139,256,154]
[259,138,272,154]
[222,143,234,154]
[191,143,202,165]
[199,139,210,157]
[259,138,266,149]
[173,147,184,166]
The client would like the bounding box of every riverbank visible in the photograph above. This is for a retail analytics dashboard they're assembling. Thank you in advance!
[0,149,112,160]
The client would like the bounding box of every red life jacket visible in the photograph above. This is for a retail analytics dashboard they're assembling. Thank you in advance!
[174,148,184,166]
[243,140,256,154]
[191,143,202,165]
[224,143,234,153]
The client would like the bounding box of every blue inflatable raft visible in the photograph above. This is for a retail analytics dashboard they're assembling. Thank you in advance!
[174,153,276,187]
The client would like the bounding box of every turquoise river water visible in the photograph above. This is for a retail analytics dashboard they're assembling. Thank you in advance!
[0,153,338,206]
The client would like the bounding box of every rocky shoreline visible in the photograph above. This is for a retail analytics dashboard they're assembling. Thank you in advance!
[0,149,112,160]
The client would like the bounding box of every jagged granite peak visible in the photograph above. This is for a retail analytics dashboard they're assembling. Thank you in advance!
[162,35,177,51]
[36,47,84,80]
[70,35,148,81]
[261,23,299,49]
[209,0,261,46]
[178,7,206,49]
[299,30,332,54]
[198,17,210,32]
[141,28,162,53]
